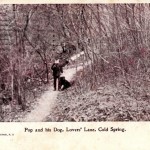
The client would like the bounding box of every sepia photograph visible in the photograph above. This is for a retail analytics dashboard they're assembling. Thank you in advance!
[0,4,150,122]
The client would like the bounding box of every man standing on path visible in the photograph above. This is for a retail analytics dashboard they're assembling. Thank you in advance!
[51,59,63,91]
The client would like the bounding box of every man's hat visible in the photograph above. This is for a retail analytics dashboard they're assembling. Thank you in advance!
[55,59,59,63]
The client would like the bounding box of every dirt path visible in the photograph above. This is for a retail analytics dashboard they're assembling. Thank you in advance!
[21,62,88,122]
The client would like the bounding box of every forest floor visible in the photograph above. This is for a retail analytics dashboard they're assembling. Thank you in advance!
[45,76,150,122]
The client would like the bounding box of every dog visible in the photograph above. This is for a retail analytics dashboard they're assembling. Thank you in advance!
[59,76,71,91]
